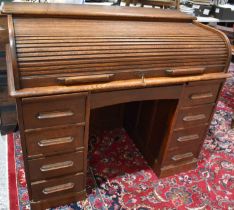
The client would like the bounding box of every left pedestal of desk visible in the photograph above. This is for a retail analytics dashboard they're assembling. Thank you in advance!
[15,92,90,210]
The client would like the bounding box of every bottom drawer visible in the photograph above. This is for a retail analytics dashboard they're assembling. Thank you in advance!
[31,173,85,201]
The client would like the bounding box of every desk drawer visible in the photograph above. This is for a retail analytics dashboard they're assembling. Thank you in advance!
[168,125,207,151]
[28,151,84,181]
[163,146,199,166]
[182,83,221,107]
[174,104,214,129]
[31,173,85,201]
[25,125,84,158]
[22,93,86,129]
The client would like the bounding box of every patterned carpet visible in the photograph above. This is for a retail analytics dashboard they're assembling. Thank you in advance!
[0,135,9,210]
[11,64,234,210]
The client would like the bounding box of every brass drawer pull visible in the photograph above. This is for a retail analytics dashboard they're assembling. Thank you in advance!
[171,152,193,161]
[38,136,74,147]
[42,182,75,195]
[37,110,74,120]
[183,114,206,122]
[40,161,74,172]
[177,134,199,142]
[190,92,213,100]
[57,74,114,85]
[165,67,205,76]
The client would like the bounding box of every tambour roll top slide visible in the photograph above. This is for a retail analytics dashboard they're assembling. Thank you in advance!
[1,2,232,97]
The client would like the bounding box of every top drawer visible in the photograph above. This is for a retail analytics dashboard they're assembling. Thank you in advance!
[181,83,221,107]
[22,93,87,130]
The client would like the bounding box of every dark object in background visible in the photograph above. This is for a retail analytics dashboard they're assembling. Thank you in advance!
[194,5,213,17]
[85,0,108,2]
[213,6,234,20]
[0,105,18,135]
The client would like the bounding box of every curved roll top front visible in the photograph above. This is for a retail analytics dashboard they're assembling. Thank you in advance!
[2,3,231,90]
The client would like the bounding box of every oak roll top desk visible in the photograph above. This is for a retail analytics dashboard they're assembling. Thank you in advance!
[1,2,232,209]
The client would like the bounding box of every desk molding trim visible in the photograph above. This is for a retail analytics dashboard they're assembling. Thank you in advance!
[7,69,231,98]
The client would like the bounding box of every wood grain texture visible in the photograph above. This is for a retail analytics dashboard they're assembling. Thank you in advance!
[12,18,228,88]
[90,85,182,109]
[30,173,85,201]
[25,124,85,158]
[3,4,231,90]
[1,2,194,22]
[21,93,87,129]
[7,72,231,98]
[174,103,214,130]
[28,151,84,181]
[2,3,230,92]
[2,4,232,208]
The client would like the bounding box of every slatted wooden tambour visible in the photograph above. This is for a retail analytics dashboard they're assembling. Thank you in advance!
[1,2,231,209]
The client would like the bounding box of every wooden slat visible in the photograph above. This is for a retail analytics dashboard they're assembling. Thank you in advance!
[14,37,221,42]
[19,58,226,72]
[16,34,218,38]
[18,55,227,68]
[16,41,225,49]
[15,38,222,44]
[19,61,226,74]
[17,51,227,62]
[17,48,227,58]
[20,64,226,77]
[16,45,225,53]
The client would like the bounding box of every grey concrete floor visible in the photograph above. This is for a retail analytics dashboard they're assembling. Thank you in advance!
[0,135,9,210]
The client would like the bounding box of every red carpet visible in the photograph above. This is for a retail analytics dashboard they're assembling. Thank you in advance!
[8,64,234,209]
[7,133,19,210]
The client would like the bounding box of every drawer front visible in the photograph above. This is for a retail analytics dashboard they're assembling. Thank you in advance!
[168,125,207,151]
[31,173,85,201]
[25,125,84,158]
[22,93,86,129]
[163,146,200,166]
[182,83,221,107]
[175,104,214,129]
[28,151,84,181]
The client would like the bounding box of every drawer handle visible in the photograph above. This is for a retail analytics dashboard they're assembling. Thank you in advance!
[37,110,74,120]
[183,114,206,122]
[171,152,193,161]
[165,67,205,76]
[57,74,114,85]
[190,93,213,100]
[177,134,199,142]
[38,136,74,147]
[40,161,74,172]
[42,182,75,195]
[0,27,6,31]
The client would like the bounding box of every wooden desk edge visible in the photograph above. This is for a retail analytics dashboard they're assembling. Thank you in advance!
[1,2,195,22]
[7,69,231,98]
